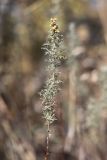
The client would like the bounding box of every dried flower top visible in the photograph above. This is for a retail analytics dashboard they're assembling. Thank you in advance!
[50,18,59,34]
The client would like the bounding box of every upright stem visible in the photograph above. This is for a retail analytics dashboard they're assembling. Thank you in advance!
[45,121,50,160]
[40,18,65,160]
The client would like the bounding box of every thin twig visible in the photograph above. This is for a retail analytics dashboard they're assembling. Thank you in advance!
[45,121,50,160]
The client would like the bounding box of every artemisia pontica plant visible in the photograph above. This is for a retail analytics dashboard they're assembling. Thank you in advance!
[40,18,65,160]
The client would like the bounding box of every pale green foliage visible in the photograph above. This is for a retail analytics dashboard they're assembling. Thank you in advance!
[40,22,65,124]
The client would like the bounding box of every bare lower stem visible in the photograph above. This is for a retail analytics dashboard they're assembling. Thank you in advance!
[45,121,50,160]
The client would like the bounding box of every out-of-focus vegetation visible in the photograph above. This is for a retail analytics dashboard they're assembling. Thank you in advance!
[0,0,107,160]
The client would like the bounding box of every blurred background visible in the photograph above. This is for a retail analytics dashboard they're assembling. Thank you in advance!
[0,0,107,160]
